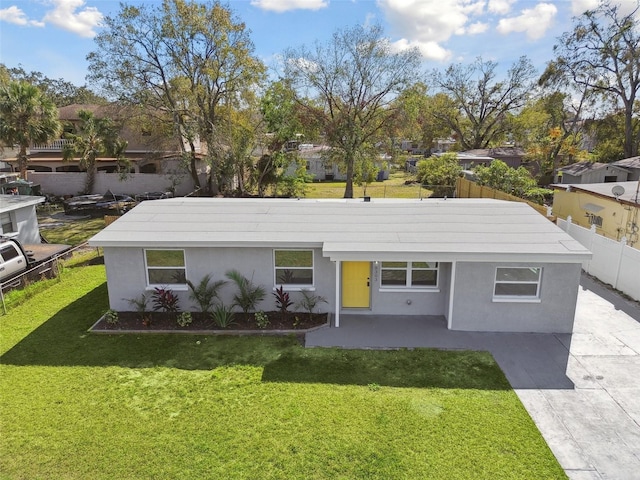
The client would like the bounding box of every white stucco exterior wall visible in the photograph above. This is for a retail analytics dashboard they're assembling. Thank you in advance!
[450,262,582,333]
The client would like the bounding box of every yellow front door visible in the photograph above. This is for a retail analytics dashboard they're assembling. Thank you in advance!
[342,261,370,308]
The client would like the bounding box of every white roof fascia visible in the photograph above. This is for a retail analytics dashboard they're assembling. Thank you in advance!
[322,243,592,263]
[0,195,45,213]
[89,198,592,264]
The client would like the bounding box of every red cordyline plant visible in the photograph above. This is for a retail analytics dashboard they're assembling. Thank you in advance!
[273,285,294,316]
[152,287,180,313]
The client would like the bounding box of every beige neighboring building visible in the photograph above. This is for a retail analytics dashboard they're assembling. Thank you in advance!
[4,104,202,175]
[552,181,640,248]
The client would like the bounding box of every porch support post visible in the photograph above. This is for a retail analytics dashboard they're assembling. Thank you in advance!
[335,260,341,327]
[447,261,456,330]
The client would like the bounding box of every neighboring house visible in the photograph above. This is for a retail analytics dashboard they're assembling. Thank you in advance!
[436,151,494,170]
[89,198,590,334]
[552,181,640,248]
[460,147,526,169]
[298,145,343,181]
[31,104,201,174]
[610,157,640,181]
[432,137,457,154]
[4,104,207,196]
[556,161,629,184]
[297,145,389,181]
[0,195,45,244]
[433,146,525,171]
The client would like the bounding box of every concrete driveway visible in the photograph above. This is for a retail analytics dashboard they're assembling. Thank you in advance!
[306,273,640,479]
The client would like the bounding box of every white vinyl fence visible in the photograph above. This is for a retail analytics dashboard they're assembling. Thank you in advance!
[558,216,640,301]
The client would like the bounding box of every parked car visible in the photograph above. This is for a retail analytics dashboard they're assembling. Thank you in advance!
[135,191,173,201]
[63,190,137,215]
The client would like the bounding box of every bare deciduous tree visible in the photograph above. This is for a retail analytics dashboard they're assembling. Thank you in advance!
[284,24,421,198]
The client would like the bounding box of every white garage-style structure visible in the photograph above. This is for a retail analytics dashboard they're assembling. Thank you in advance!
[89,198,591,333]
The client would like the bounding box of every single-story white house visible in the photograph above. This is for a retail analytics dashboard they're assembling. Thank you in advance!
[0,195,45,244]
[89,198,591,333]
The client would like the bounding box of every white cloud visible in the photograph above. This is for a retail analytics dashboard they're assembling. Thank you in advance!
[0,5,44,27]
[571,0,640,16]
[42,0,102,38]
[488,0,515,15]
[570,0,598,15]
[250,0,329,12]
[496,3,557,40]
[390,38,451,61]
[467,21,489,35]
[378,0,488,60]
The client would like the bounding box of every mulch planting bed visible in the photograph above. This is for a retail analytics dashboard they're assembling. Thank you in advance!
[92,311,328,332]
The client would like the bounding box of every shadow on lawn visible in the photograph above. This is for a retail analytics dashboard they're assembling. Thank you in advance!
[0,283,510,390]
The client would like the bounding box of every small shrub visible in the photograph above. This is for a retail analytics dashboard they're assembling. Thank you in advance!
[126,293,149,321]
[273,285,293,316]
[152,287,180,313]
[211,303,236,328]
[176,311,193,327]
[104,309,119,325]
[297,289,328,320]
[254,311,270,329]
[225,270,266,313]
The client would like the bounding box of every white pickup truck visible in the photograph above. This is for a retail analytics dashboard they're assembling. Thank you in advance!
[0,239,31,282]
[0,238,71,284]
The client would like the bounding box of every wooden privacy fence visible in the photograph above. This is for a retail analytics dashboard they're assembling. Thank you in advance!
[104,215,120,226]
[456,177,551,218]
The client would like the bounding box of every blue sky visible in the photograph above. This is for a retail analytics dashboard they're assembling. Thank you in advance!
[0,0,638,87]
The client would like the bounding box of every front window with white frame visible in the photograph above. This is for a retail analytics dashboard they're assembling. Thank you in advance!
[380,261,438,288]
[145,249,186,286]
[274,249,313,287]
[493,267,542,300]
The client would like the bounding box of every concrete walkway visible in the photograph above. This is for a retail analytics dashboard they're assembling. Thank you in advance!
[306,274,640,479]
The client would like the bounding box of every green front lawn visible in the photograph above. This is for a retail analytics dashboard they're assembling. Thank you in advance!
[0,265,565,479]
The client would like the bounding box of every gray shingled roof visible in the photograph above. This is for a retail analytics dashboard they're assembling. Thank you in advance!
[611,157,640,169]
[89,198,590,263]
[559,161,607,175]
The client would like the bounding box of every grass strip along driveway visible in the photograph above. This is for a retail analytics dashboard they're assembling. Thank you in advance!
[0,265,566,479]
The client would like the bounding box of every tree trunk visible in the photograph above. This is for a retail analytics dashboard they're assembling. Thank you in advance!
[188,145,202,192]
[18,144,28,180]
[84,165,96,194]
[343,154,355,198]
[624,102,636,158]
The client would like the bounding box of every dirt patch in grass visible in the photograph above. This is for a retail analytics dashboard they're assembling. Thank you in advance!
[92,311,328,332]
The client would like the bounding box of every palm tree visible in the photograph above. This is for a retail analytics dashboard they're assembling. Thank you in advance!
[0,81,61,179]
[62,109,127,194]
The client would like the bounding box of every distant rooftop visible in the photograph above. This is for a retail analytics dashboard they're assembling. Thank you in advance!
[551,181,640,205]
[611,157,640,169]
[559,161,628,176]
